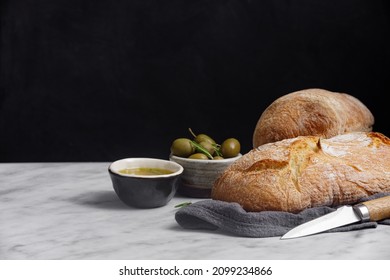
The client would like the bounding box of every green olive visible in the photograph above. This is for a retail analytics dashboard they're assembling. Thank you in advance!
[199,141,215,155]
[170,138,195,157]
[194,133,216,145]
[188,153,209,160]
[221,138,241,158]
[213,156,224,160]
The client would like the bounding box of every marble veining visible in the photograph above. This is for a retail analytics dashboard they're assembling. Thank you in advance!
[1,162,389,260]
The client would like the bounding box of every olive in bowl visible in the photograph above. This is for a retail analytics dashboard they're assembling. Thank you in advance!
[108,158,184,208]
[169,153,242,198]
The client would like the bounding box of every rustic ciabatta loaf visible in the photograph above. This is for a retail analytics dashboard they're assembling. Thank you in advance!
[253,88,375,148]
[212,132,390,213]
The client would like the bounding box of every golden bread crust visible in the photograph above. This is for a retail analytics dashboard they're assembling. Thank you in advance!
[252,88,375,148]
[212,132,390,213]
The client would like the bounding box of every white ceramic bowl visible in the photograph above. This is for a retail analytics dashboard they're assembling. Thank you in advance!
[169,153,242,198]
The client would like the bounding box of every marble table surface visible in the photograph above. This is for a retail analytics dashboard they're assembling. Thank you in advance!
[1,162,389,260]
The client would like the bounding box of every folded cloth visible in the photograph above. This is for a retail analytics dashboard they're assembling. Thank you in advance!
[175,193,390,238]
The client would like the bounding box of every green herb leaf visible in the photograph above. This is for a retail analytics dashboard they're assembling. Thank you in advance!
[190,140,213,159]
[213,143,223,157]
[175,202,192,208]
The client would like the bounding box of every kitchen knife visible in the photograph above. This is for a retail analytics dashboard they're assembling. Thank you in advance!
[281,195,390,239]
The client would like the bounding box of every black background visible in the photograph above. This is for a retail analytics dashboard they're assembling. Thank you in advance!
[1,0,389,162]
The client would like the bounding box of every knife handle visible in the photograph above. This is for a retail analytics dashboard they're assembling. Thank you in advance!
[356,195,390,222]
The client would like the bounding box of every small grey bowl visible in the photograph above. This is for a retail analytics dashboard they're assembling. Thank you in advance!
[108,158,184,208]
[169,153,242,198]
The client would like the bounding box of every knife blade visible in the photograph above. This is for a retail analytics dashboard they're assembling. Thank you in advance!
[281,195,390,239]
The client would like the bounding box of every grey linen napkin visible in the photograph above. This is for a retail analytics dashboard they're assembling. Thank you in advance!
[175,192,390,238]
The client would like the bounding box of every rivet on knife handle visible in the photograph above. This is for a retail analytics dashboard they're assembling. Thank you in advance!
[354,195,390,222]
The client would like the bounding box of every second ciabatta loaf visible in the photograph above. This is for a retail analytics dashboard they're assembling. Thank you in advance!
[253,88,374,148]
[212,132,390,213]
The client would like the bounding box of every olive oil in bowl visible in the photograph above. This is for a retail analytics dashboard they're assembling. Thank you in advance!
[118,167,174,176]
[108,157,184,208]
